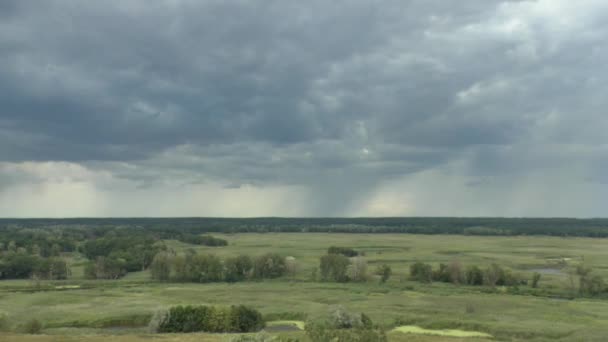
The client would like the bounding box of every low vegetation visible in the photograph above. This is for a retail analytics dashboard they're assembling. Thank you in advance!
[2,225,608,341]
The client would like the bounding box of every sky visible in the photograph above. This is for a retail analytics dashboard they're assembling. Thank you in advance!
[1,0,607,217]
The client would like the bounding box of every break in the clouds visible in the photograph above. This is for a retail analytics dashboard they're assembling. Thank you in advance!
[1,0,607,217]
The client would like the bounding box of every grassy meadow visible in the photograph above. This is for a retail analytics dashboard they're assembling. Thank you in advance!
[2,233,608,341]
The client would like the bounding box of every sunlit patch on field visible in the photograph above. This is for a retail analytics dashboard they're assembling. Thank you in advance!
[265,320,306,331]
[392,325,493,338]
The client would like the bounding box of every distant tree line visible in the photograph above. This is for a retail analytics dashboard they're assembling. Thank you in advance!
[149,251,291,283]
[4,217,608,237]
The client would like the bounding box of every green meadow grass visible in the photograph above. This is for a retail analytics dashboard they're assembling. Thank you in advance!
[1,233,608,341]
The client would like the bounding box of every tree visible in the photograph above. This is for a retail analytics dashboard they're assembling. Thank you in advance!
[49,258,70,280]
[150,252,172,282]
[193,254,223,282]
[576,265,605,296]
[447,261,464,284]
[349,257,368,282]
[253,253,286,279]
[465,265,483,285]
[50,244,61,257]
[483,264,504,287]
[375,264,392,283]
[225,255,253,282]
[410,262,433,283]
[320,254,350,282]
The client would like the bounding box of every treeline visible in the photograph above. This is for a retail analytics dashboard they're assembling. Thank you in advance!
[4,217,608,237]
[408,261,607,296]
[150,305,264,333]
[149,251,294,283]
[409,261,525,287]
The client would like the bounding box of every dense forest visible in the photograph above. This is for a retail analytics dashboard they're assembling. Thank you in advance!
[1,217,608,237]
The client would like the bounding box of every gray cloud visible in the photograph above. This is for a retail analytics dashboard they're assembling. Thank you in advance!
[1,0,608,216]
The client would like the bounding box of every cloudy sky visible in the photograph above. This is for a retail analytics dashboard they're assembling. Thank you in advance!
[1,0,607,217]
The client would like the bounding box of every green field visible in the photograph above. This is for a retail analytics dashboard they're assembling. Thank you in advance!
[1,233,608,341]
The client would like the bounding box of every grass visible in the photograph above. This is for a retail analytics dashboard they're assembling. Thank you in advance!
[2,233,608,341]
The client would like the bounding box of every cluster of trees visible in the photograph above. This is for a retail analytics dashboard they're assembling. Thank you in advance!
[572,265,606,296]
[410,261,526,287]
[151,305,264,333]
[5,217,608,237]
[0,252,69,280]
[82,236,162,273]
[150,251,291,283]
[0,228,78,257]
[318,253,373,283]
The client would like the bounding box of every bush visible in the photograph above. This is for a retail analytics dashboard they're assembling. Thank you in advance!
[179,234,228,246]
[231,305,265,333]
[21,318,43,334]
[148,309,169,333]
[465,265,484,285]
[327,246,359,257]
[0,313,10,331]
[531,272,541,288]
[305,311,387,342]
[155,305,264,333]
[375,264,392,283]
[410,262,433,283]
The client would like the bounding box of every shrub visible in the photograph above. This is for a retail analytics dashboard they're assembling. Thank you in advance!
[327,246,359,257]
[155,305,263,333]
[230,305,265,333]
[531,272,541,288]
[305,313,387,342]
[21,318,43,334]
[465,265,484,285]
[375,264,392,283]
[148,309,169,333]
[0,313,10,331]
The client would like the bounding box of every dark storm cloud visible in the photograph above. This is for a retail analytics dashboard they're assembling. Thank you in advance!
[1,0,608,207]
